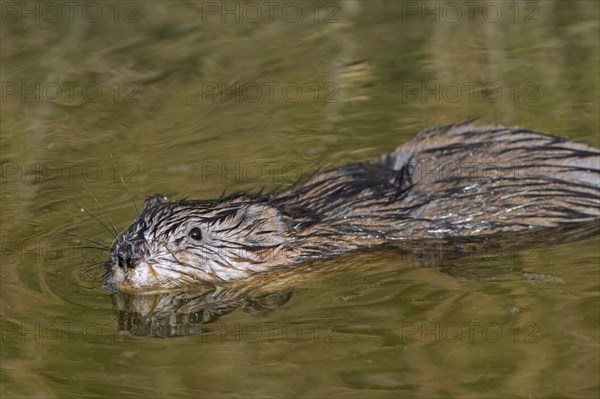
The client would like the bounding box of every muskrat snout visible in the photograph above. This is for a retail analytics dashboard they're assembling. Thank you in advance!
[113,241,144,269]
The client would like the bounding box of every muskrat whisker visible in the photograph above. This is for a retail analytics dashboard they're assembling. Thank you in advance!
[67,279,99,291]
[77,205,118,240]
[80,263,109,276]
[83,185,119,237]
[110,152,140,215]
[84,261,107,269]
[67,245,111,252]
[75,262,111,290]
[77,263,105,274]
[64,232,111,250]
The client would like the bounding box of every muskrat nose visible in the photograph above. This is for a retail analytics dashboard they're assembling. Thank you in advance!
[115,242,141,269]
[116,253,141,269]
[126,257,141,268]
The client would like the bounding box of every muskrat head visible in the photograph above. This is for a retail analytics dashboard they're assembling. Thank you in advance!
[103,194,294,292]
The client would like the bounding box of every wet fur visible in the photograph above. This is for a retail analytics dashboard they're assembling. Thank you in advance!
[104,123,600,291]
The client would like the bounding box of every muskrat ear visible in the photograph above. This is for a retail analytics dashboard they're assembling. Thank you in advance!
[236,204,290,245]
[143,193,168,211]
[242,204,287,226]
[242,204,279,220]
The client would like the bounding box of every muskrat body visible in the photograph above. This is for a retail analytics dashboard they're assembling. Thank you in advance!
[104,123,600,292]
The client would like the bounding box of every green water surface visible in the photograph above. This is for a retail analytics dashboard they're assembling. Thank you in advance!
[1,1,599,398]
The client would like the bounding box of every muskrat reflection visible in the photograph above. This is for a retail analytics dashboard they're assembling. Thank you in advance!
[112,285,292,337]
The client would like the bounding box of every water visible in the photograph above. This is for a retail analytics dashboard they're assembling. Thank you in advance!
[1,1,599,397]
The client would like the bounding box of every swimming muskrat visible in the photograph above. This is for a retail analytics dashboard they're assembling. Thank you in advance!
[103,123,600,292]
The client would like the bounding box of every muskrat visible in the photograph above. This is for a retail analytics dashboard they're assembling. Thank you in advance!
[103,123,600,292]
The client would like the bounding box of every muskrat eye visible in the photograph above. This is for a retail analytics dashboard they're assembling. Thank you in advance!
[188,227,202,241]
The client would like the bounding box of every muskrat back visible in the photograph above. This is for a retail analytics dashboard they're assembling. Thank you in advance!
[103,123,600,292]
